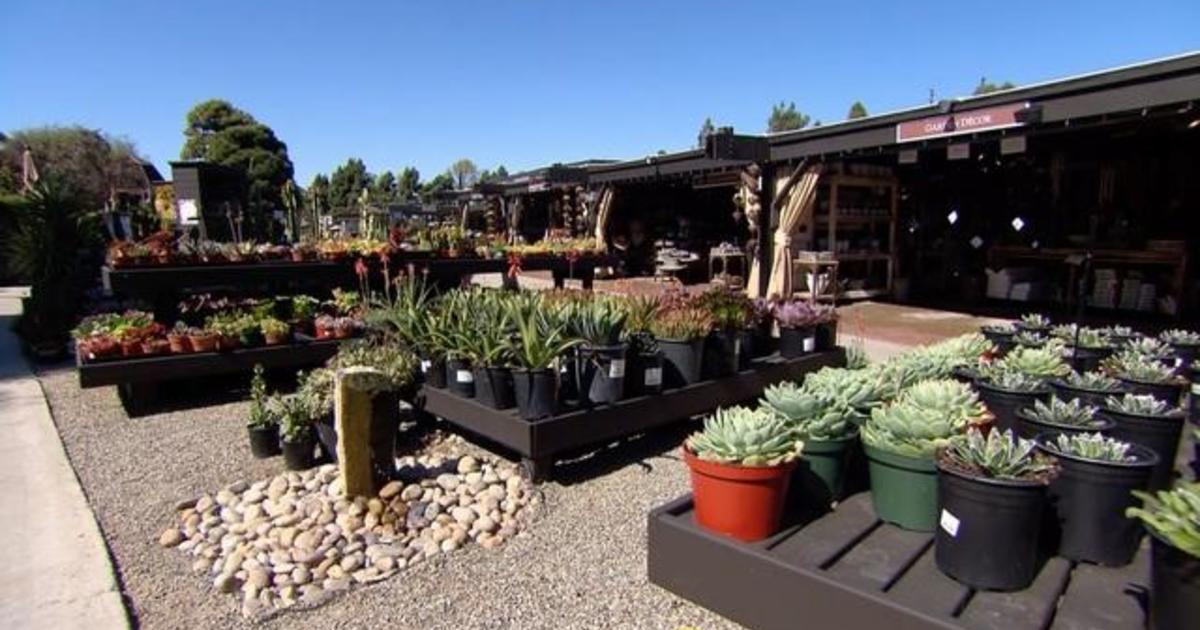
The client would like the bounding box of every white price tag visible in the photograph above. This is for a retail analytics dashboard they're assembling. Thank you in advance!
[803,336,816,352]
[456,370,474,383]
[608,359,626,379]
[1192,383,1200,396]
[420,360,432,373]
[1174,357,1184,368]
[940,509,960,538]
[644,367,663,387]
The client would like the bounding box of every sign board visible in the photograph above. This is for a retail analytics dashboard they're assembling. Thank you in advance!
[897,102,1029,143]
[947,143,970,160]
[177,198,199,225]
[528,177,550,193]
[1001,135,1028,155]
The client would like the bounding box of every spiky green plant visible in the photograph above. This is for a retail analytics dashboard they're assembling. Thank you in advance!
[1105,394,1176,417]
[1019,313,1051,329]
[984,369,1048,393]
[1048,433,1136,463]
[572,297,628,347]
[506,298,580,370]
[1127,482,1200,558]
[992,345,1069,379]
[1122,337,1172,361]
[940,428,1057,481]
[861,379,983,459]
[1160,329,1200,346]
[1104,350,1179,384]
[1062,371,1123,392]
[935,333,994,363]
[760,383,856,441]
[686,406,803,466]
[1025,397,1100,428]
[845,343,869,370]
[803,366,888,412]
[1013,330,1048,348]
[247,364,273,429]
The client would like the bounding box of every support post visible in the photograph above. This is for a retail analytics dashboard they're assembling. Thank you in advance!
[335,367,386,497]
[757,163,777,298]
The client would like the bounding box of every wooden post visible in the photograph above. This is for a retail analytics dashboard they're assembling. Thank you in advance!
[335,367,386,498]
[757,163,776,298]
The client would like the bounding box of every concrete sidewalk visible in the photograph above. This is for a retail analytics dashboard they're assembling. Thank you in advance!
[0,296,130,629]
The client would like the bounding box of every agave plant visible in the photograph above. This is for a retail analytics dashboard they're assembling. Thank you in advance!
[1024,397,1100,428]
[573,297,629,347]
[1127,482,1200,558]
[686,406,803,466]
[1062,371,1123,391]
[760,383,856,441]
[1105,394,1176,417]
[1019,313,1051,330]
[940,428,1057,481]
[1048,433,1136,463]
[1103,351,1179,384]
[1160,329,1200,346]
[861,380,983,459]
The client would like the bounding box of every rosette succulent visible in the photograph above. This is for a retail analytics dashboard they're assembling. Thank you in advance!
[1018,313,1051,330]
[984,370,1048,392]
[1047,433,1136,463]
[1024,397,1100,428]
[1104,393,1177,417]
[1160,329,1200,346]
[861,379,984,459]
[1127,482,1200,558]
[686,406,803,467]
[940,428,1057,481]
[991,345,1069,379]
[803,366,889,411]
[1013,330,1048,348]
[760,383,856,441]
[1062,371,1123,392]
[1122,337,1172,361]
[1103,350,1179,384]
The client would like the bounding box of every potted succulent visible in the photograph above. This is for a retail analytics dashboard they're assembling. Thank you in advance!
[236,315,263,347]
[750,297,777,357]
[77,333,120,362]
[187,327,218,353]
[246,365,281,458]
[975,346,1066,431]
[1160,329,1200,368]
[648,307,713,387]
[1015,397,1113,440]
[1100,394,1185,491]
[508,302,578,420]
[290,242,316,262]
[1012,330,1048,349]
[277,393,316,471]
[980,322,1017,355]
[1104,349,1187,405]
[1015,312,1051,334]
[167,322,192,353]
[289,295,319,336]
[622,295,664,397]
[1052,325,1113,373]
[683,406,803,542]
[861,379,984,531]
[313,314,335,340]
[935,428,1057,591]
[1126,482,1200,630]
[1102,325,1140,348]
[331,316,359,340]
[140,335,170,356]
[573,298,629,405]
[260,318,291,345]
[1037,433,1158,566]
[773,299,820,359]
[695,287,754,377]
[760,382,857,502]
[205,316,240,351]
[1049,370,1126,408]
[465,310,517,410]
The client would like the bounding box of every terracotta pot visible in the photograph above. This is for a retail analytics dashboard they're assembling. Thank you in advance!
[120,340,144,357]
[167,334,192,354]
[315,325,332,340]
[189,334,217,352]
[141,338,170,356]
[683,447,797,542]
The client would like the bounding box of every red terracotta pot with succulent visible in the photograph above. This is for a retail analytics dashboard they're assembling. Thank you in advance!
[167,323,192,353]
[684,406,803,542]
[188,328,218,353]
[314,315,335,340]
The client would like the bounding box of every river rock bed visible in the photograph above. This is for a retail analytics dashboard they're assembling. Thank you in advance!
[158,454,535,620]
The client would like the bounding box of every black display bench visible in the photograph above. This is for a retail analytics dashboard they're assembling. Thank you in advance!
[419,350,845,481]
[77,337,342,416]
[648,491,1149,630]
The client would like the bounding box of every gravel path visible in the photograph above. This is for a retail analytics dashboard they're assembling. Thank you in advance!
[37,363,742,630]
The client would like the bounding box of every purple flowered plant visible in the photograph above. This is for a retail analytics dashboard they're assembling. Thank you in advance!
[773,300,820,329]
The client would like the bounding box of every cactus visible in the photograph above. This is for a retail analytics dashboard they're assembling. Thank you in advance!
[1049,433,1136,463]
[1062,371,1122,391]
[861,379,983,459]
[1024,397,1099,427]
[940,428,1057,481]
[760,383,856,441]
[1160,329,1200,346]
[281,179,301,243]
[686,406,804,467]
[1104,393,1176,417]
[1127,482,1200,558]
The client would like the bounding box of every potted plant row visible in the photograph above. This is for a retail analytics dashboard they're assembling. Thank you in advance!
[972,345,1068,431]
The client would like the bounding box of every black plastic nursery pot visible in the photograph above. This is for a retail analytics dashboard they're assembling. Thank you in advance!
[247,424,281,458]
[752,323,777,357]
[446,358,476,398]
[736,329,754,371]
[702,331,738,379]
[1015,408,1114,441]
[473,366,515,410]
[815,320,838,352]
[513,368,558,420]
[1037,440,1158,566]
[579,343,627,405]
[778,325,816,359]
[863,443,938,532]
[1065,345,1113,374]
[423,356,447,389]
[976,381,1052,432]
[951,366,979,385]
[282,435,316,471]
[658,338,704,387]
[1049,378,1126,409]
[625,351,664,398]
[1118,375,1185,406]
[934,464,1047,591]
[1149,531,1200,630]
[1101,407,1185,491]
[796,434,858,503]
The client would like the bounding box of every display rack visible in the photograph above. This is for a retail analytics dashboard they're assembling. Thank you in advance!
[796,173,898,300]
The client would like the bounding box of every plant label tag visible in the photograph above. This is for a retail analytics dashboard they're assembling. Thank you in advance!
[803,336,816,352]
[608,359,626,378]
[420,360,432,373]
[1192,383,1200,396]
[734,339,742,356]
[1174,357,1184,368]
[644,368,663,387]
[940,509,960,537]
[456,370,474,383]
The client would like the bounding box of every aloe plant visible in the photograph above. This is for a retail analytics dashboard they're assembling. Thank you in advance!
[1127,482,1200,558]
[861,379,983,459]
[1105,393,1176,417]
[507,299,580,370]
[760,383,856,441]
[1048,433,1136,463]
[1024,397,1100,427]
[1160,329,1200,346]
[1062,371,1123,391]
[940,428,1057,481]
[686,406,803,466]
[571,297,628,346]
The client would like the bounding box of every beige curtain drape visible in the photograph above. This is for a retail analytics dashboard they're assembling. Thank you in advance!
[593,187,614,251]
[765,165,821,298]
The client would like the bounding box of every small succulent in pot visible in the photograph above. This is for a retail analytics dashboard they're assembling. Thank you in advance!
[1023,397,1104,429]
[1013,330,1048,348]
[1103,351,1183,384]
[982,322,1017,335]
[760,383,856,441]
[938,428,1058,481]
[648,307,713,342]
[802,366,889,415]
[1121,337,1173,362]
[773,299,820,329]
[982,369,1049,393]
[1017,313,1051,331]
[693,286,755,331]
[1126,482,1200,557]
[991,345,1070,380]
[1045,432,1136,463]
[686,406,803,466]
[1062,370,1123,392]
[1104,393,1179,417]
[862,379,986,459]
[260,317,291,345]
[1159,329,1200,347]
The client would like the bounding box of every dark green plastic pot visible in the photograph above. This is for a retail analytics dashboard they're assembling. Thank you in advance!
[864,442,938,532]
[796,434,858,504]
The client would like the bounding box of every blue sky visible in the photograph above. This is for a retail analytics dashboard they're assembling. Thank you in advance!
[2,1,1197,185]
